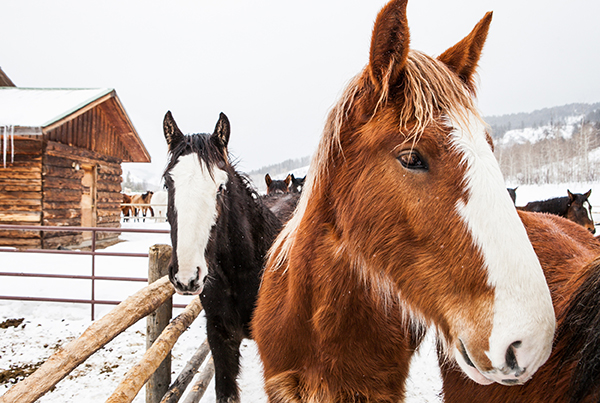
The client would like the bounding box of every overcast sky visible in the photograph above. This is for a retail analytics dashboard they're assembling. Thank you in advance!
[2,0,599,184]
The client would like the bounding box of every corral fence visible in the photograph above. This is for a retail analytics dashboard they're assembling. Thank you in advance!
[0,243,215,403]
[0,224,176,320]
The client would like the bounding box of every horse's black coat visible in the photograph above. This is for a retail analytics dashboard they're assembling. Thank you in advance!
[557,257,600,403]
[162,111,281,403]
[290,174,306,194]
[521,190,591,216]
[520,190,595,233]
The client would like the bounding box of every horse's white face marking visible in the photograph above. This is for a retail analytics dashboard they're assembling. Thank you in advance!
[449,113,555,385]
[169,153,228,295]
[584,200,593,221]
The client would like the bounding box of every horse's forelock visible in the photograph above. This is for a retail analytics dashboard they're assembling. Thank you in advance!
[269,50,483,271]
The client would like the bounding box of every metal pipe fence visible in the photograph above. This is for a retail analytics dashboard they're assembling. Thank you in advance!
[0,224,176,320]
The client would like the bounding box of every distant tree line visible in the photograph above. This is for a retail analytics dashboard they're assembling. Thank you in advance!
[495,120,600,184]
[122,171,153,192]
[486,102,600,139]
[249,156,312,177]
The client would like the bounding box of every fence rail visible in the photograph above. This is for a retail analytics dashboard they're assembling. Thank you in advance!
[0,224,173,320]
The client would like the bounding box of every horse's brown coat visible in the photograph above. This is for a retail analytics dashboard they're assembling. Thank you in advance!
[440,211,600,403]
[251,0,537,401]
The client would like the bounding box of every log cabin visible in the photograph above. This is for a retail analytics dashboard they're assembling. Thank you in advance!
[0,82,150,249]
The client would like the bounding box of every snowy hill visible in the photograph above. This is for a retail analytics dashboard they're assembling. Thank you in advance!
[486,102,600,184]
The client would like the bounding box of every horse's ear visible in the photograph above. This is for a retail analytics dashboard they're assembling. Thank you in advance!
[368,0,410,91]
[265,174,272,186]
[438,12,493,94]
[585,189,592,198]
[212,112,230,149]
[285,174,292,186]
[163,111,185,151]
[568,190,575,202]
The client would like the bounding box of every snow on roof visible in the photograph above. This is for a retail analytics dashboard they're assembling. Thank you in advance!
[0,87,113,127]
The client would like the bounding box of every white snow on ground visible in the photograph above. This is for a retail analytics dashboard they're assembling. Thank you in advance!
[0,183,598,402]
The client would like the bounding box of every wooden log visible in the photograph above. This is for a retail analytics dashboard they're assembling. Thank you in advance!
[105,297,203,403]
[96,181,122,193]
[0,204,42,212]
[0,192,41,201]
[0,212,42,223]
[42,165,84,179]
[42,217,81,227]
[0,238,42,248]
[0,184,42,192]
[43,176,82,190]
[42,189,81,203]
[147,245,173,403]
[0,156,42,165]
[0,276,175,403]
[181,357,215,403]
[42,209,80,220]
[0,169,42,179]
[42,235,83,249]
[159,339,211,403]
[0,230,41,239]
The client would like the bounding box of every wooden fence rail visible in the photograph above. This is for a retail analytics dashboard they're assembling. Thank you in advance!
[0,244,215,403]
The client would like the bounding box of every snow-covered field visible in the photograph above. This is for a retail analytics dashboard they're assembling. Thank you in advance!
[0,182,598,402]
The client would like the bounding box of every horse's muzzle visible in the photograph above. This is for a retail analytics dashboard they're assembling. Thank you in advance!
[169,266,203,295]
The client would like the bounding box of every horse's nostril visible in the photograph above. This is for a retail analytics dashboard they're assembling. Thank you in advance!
[505,341,521,371]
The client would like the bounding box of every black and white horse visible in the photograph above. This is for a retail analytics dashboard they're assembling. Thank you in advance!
[162,111,281,403]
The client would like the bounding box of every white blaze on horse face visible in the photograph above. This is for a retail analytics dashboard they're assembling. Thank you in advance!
[170,153,228,294]
[449,113,555,385]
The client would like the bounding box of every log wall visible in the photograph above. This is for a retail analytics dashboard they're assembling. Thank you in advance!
[42,141,123,249]
[0,138,43,248]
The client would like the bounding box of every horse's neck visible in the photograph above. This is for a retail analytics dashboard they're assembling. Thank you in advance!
[269,222,419,399]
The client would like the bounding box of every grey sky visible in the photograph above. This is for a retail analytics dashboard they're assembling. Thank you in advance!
[2,0,599,184]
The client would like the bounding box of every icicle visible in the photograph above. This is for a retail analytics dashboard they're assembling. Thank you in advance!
[2,125,6,169]
[10,125,14,164]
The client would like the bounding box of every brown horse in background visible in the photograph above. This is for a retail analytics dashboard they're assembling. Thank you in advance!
[131,191,154,220]
[440,210,600,403]
[519,189,595,234]
[121,193,134,220]
[252,1,555,401]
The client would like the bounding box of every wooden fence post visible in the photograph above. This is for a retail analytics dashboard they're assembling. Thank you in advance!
[146,244,173,403]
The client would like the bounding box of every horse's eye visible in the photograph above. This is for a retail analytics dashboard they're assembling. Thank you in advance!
[398,150,428,171]
[218,184,226,195]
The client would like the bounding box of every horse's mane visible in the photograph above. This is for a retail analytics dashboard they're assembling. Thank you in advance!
[162,132,261,200]
[268,50,483,270]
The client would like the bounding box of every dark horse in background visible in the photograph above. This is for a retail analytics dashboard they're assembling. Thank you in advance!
[519,189,595,233]
[440,210,600,403]
[265,173,291,194]
[289,174,305,193]
[261,173,303,222]
[162,111,281,403]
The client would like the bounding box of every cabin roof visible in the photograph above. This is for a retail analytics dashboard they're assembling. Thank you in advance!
[0,87,113,127]
[0,67,15,87]
[0,87,150,162]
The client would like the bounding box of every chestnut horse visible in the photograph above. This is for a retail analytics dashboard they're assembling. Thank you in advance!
[440,211,600,403]
[252,1,555,401]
